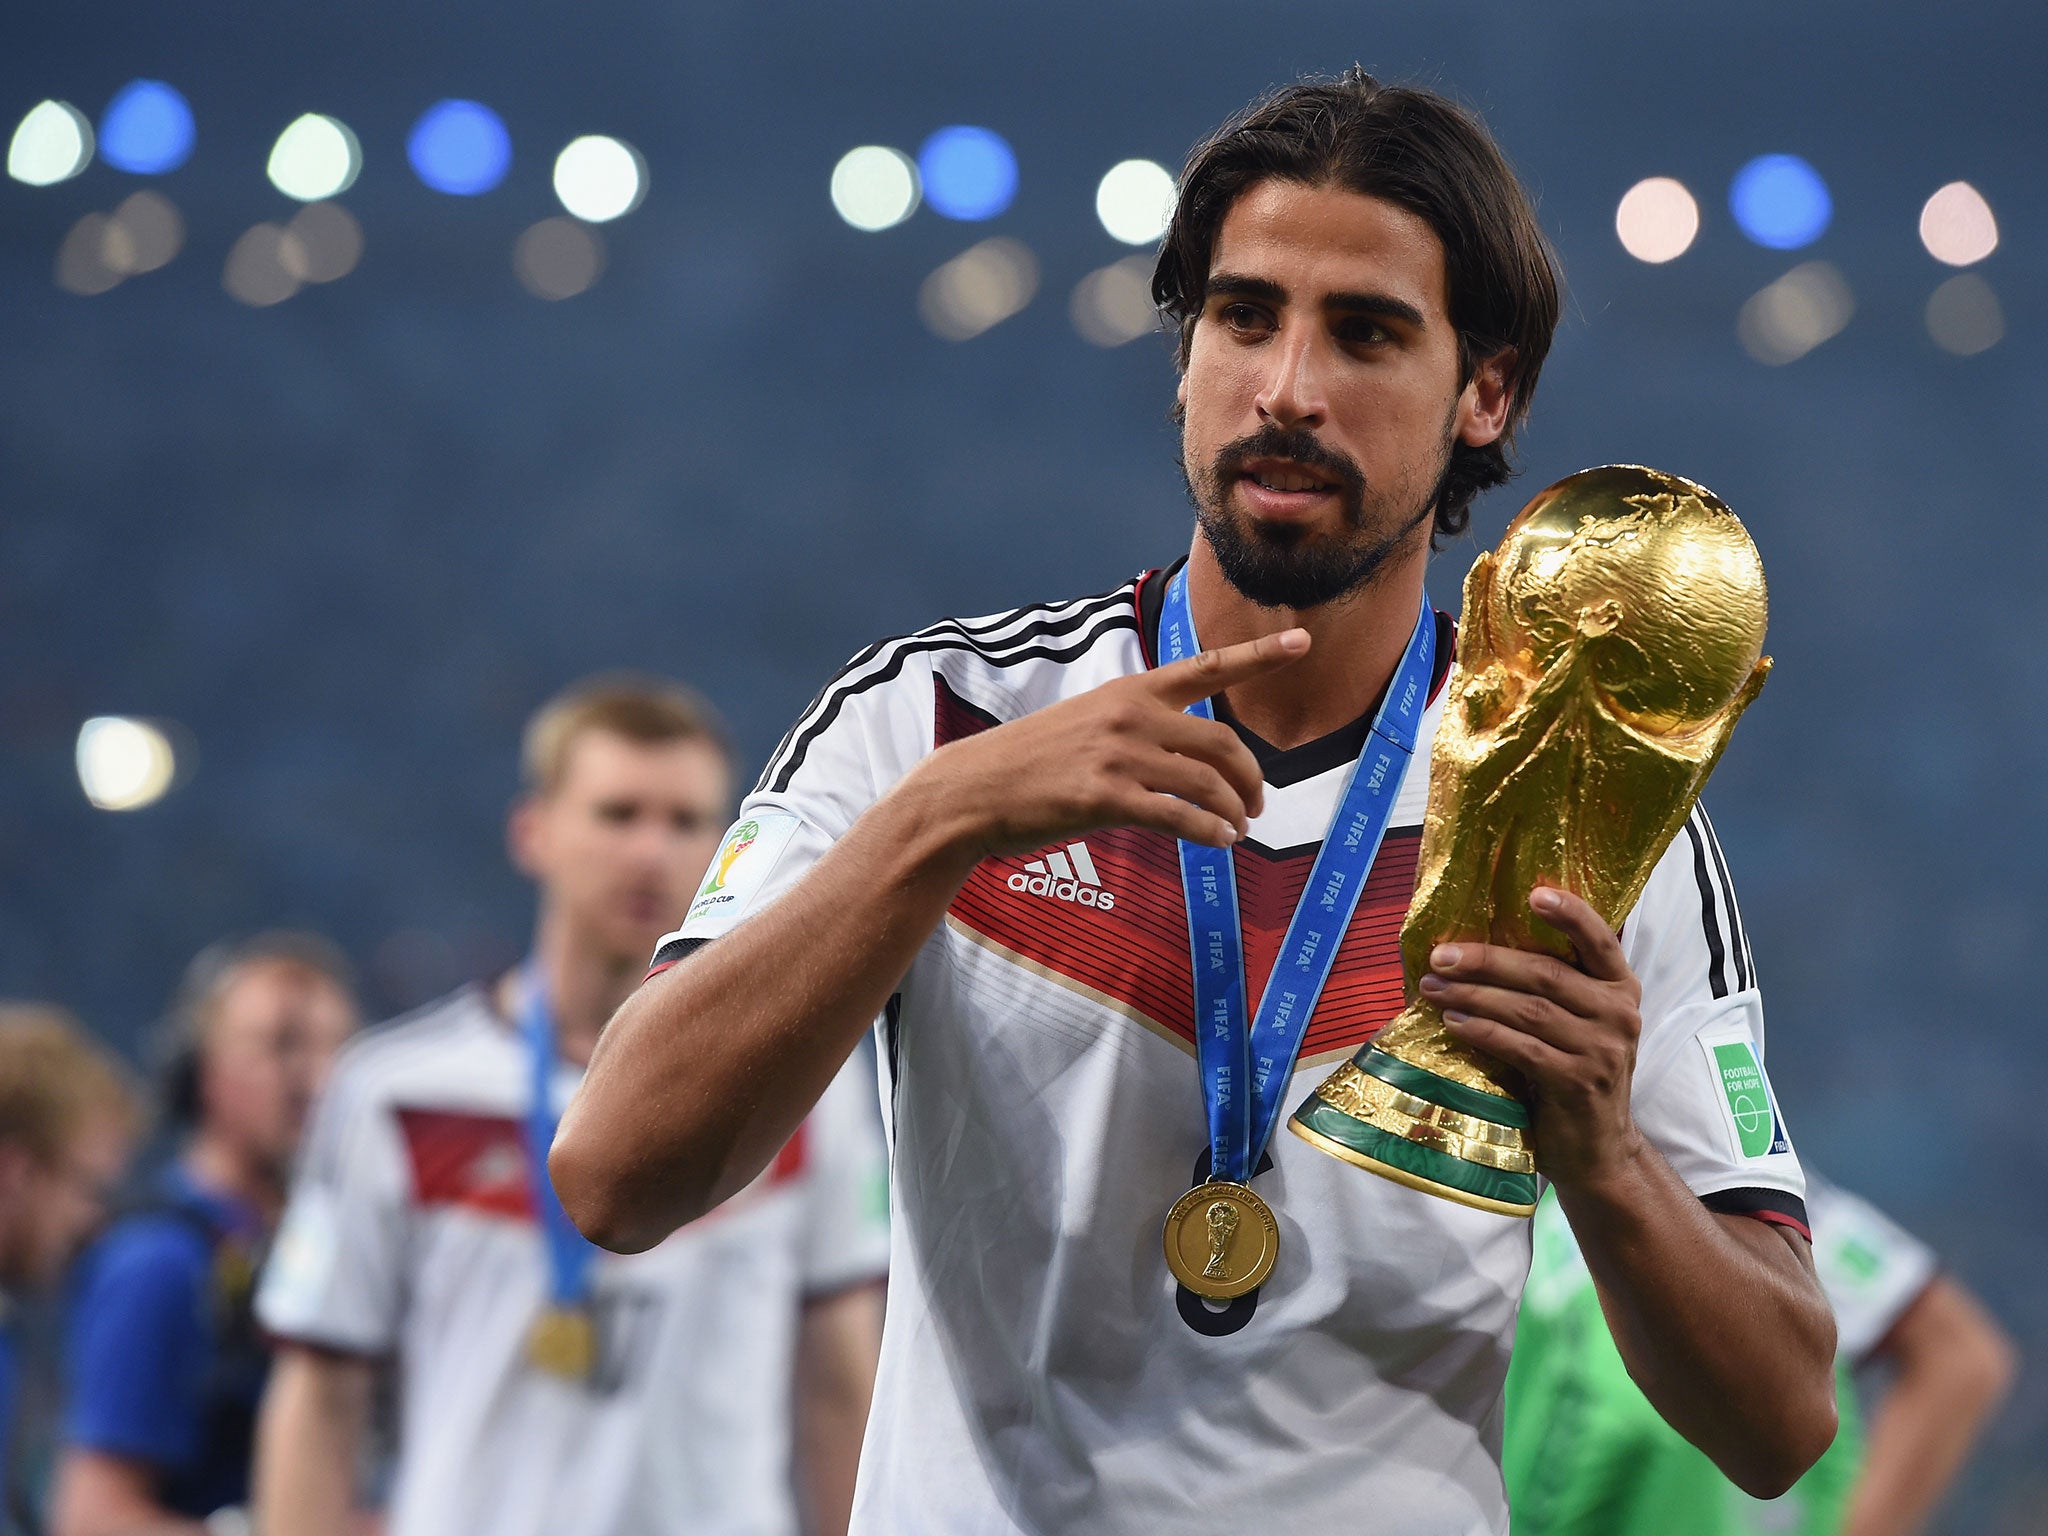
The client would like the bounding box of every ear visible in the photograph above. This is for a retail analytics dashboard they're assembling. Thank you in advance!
[507,794,547,881]
[1456,346,1516,449]
[1175,372,1189,414]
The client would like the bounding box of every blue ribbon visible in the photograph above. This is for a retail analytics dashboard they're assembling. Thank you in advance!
[1160,567,1435,1185]
[518,960,599,1309]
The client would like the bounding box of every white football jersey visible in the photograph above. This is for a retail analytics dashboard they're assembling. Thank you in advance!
[1805,1175,1938,1362]
[658,566,1807,1536]
[255,985,889,1536]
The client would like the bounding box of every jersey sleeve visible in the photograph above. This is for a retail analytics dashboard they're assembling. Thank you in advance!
[797,1050,892,1296]
[64,1221,209,1466]
[1620,805,1808,1230]
[1804,1175,1939,1361]
[650,642,935,968]
[254,1048,411,1353]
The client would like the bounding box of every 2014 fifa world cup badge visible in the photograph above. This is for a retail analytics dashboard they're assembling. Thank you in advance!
[685,813,801,934]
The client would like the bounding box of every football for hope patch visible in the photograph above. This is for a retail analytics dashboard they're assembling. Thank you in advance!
[1696,1025,1790,1160]
[686,813,801,932]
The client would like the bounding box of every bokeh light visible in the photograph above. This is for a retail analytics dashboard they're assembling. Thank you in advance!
[52,192,185,296]
[920,238,1037,340]
[285,202,363,283]
[515,218,605,300]
[1918,182,1998,267]
[918,127,1017,222]
[110,191,183,273]
[1729,154,1830,250]
[1614,177,1699,263]
[223,224,303,307]
[1926,274,2003,355]
[8,100,94,186]
[1737,262,1853,365]
[76,717,177,811]
[1095,159,1176,246]
[408,100,511,196]
[268,114,362,202]
[1071,256,1158,347]
[98,80,195,175]
[56,215,128,296]
[553,136,646,223]
[830,146,920,232]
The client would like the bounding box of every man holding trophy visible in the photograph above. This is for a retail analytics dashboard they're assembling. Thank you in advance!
[552,68,1838,1534]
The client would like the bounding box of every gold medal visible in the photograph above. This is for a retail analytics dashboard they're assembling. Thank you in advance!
[1162,1182,1278,1300]
[526,1303,597,1380]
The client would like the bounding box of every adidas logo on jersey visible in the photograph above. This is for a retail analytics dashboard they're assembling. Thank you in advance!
[1007,842,1117,910]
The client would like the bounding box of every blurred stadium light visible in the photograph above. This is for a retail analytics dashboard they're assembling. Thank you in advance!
[917,126,1017,221]
[1070,255,1157,347]
[1737,261,1854,364]
[1925,273,2003,354]
[8,100,94,185]
[1729,153,1831,249]
[1919,182,1998,266]
[1094,159,1176,245]
[284,202,363,283]
[919,238,1037,338]
[515,217,605,299]
[831,145,920,231]
[76,717,177,811]
[268,114,362,201]
[1614,176,1699,263]
[407,99,511,195]
[552,136,646,223]
[97,80,195,175]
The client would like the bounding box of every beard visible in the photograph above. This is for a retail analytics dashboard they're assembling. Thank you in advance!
[1182,417,1454,611]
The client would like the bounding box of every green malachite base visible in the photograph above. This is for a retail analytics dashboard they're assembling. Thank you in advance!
[1289,1046,1539,1217]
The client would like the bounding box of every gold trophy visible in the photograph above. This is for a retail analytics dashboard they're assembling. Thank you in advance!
[1288,465,1771,1215]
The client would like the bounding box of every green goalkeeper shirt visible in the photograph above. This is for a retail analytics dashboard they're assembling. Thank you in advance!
[1504,1187,1881,1536]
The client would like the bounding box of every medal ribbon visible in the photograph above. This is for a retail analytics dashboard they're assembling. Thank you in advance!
[518,961,600,1310]
[1160,566,1435,1186]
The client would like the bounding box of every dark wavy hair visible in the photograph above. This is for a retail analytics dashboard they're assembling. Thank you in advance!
[1154,68,1563,543]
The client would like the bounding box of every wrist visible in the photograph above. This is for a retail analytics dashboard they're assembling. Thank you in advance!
[874,755,995,886]
[1547,1121,1651,1207]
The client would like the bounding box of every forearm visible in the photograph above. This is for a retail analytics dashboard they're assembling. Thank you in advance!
[1842,1278,2016,1536]
[1557,1140,1836,1496]
[252,1351,368,1536]
[795,1284,884,1536]
[48,1451,205,1536]
[553,775,980,1251]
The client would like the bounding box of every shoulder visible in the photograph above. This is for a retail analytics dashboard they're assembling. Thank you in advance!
[325,986,499,1104]
[1625,800,1756,1002]
[756,577,1145,794]
[75,1213,208,1309]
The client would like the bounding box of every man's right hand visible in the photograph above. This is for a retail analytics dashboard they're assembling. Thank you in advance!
[902,626,1310,860]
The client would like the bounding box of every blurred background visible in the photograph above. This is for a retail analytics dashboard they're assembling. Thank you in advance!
[3,0,2040,1527]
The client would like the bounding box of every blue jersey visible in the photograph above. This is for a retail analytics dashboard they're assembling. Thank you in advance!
[64,1165,267,1519]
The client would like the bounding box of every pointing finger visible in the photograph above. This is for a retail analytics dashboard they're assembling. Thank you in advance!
[1529,887,1631,983]
[1150,629,1311,710]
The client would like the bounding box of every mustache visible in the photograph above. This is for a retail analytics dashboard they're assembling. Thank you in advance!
[1209,424,1367,504]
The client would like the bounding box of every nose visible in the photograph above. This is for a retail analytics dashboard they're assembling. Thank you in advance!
[1252,325,1328,431]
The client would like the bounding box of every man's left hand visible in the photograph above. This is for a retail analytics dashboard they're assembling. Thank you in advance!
[1418,886,1644,1188]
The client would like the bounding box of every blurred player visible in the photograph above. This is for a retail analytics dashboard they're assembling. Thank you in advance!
[0,1006,138,1523]
[252,676,888,1536]
[1505,1175,2016,1536]
[50,934,359,1536]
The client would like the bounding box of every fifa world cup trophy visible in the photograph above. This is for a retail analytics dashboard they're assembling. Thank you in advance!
[1289,465,1771,1215]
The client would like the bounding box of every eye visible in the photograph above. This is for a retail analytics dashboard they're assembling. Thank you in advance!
[1214,300,1273,336]
[596,801,637,825]
[1338,318,1393,347]
[671,810,709,833]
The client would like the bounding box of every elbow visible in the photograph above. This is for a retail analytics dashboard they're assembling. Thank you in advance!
[547,1130,692,1256]
[1725,1374,1840,1500]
